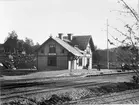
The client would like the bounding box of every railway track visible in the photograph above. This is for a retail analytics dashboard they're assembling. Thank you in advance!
[100,89,139,104]
[67,89,139,104]
[104,95,139,104]
[0,71,136,102]
[1,81,111,100]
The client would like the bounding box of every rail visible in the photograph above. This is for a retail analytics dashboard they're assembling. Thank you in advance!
[67,89,139,104]
[1,81,111,100]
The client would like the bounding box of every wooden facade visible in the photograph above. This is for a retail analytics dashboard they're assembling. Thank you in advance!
[37,35,94,71]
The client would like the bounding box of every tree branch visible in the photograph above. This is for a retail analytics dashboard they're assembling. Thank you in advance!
[109,25,128,37]
[120,0,139,22]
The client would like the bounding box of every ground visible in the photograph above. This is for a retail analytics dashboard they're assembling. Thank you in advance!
[0,69,124,80]
[1,69,137,105]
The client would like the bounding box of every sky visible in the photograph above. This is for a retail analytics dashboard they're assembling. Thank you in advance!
[0,0,138,49]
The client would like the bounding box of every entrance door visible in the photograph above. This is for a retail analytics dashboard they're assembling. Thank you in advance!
[87,58,90,64]
[48,56,57,66]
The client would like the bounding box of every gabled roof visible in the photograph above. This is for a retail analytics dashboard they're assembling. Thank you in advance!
[63,35,94,51]
[74,47,85,54]
[54,38,83,56]
[72,35,92,50]
[37,35,95,56]
[36,37,83,57]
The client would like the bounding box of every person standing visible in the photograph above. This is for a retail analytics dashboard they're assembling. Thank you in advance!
[97,63,101,71]
[86,63,89,70]
[86,63,89,74]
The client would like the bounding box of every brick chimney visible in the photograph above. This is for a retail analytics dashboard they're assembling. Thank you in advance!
[67,33,72,40]
[58,33,63,40]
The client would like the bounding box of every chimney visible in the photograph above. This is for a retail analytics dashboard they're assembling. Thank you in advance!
[67,33,72,40]
[58,33,63,40]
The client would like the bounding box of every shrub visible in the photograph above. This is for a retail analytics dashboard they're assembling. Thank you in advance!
[132,76,139,84]
[38,94,71,105]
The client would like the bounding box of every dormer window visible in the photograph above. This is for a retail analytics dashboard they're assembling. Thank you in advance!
[49,44,56,53]
[86,46,90,54]
[86,49,90,54]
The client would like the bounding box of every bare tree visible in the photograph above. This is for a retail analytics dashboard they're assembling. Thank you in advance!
[109,0,139,82]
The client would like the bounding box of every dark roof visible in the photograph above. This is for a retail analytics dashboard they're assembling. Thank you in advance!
[37,35,95,56]
[72,35,92,50]
[63,35,94,51]
[36,37,83,56]
[54,38,83,56]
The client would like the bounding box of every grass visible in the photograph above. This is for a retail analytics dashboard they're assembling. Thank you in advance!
[2,82,139,105]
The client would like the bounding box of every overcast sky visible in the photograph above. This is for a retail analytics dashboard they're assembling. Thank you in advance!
[0,0,138,49]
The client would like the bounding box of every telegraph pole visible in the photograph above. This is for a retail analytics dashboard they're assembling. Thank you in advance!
[138,0,139,36]
[107,19,109,69]
[137,0,139,35]
[138,0,139,17]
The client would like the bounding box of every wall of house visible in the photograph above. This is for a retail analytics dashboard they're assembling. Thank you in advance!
[76,57,91,69]
[37,39,68,70]
[72,59,77,69]
[37,37,94,70]
[38,55,47,70]
[89,57,92,69]
[82,43,92,69]
[76,58,83,69]
[73,42,93,70]
[57,56,68,69]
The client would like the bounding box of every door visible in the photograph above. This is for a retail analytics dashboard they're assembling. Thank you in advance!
[48,56,57,66]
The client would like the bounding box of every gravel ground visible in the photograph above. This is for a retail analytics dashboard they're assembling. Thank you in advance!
[0,69,119,81]
[69,89,139,104]
[1,73,133,96]
[2,88,139,104]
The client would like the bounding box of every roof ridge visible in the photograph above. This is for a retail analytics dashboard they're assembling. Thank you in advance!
[73,35,91,37]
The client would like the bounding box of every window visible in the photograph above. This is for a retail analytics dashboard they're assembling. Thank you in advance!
[61,49,64,53]
[79,58,82,66]
[48,56,57,66]
[86,46,90,54]
[49,44,56,53]
[86,49,90,54]
[87,58,90,64]
[40,49,44,54]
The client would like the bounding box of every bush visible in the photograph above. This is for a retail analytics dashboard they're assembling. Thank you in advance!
[98,85,115,93]
[116,83,128,92]
[132,76,139,84]
[124,82,138,89]
[39,94,71,105]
